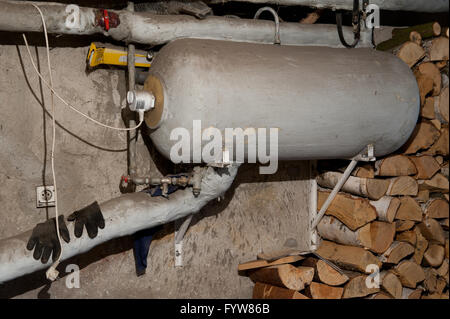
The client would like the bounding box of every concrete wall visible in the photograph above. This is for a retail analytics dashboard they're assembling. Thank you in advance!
[0,44,313,298]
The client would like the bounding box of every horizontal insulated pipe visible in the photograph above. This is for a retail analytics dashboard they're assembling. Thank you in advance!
[210,0,449,13]
[0,0,372,48]
[0,165,239,284]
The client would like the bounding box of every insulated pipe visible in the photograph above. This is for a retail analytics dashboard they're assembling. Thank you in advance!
[210,0,449,13]
[0,1,372,48]
[0,165,239,284]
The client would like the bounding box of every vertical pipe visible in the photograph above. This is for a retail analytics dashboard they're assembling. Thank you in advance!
[127,2,137,177]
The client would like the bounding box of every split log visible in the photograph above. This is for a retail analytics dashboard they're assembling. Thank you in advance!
[402,121,440,154]
[257,249,302,261]
[397,41,425,67]
[393,260,425,288]
[441,162,449,178]
[416,74,434,106]
[418,218,445,245]
[353,164,375,178]
[429,37,449,61]
[369,196,400,223]
[423,198,449,219]
[418,173,449,193]
[422,292,449,299]
[317,216,395,254]
[446,239,449,259]
[380,271,403,299]
[423,268,446,294]
[380,241,415,264]
[252,282,309,299]
[430,119,441,130]
[386,176,418,196]
[374,155,417,176]
[342,275,380,299]
[248,264,314,291]
[402,288,422,299]
[435,156,444,165]
[396,196,423,222]
[301,257,349,286]
[415,62,442,96]
[396,230,417,246]
[317,191,377,230]
[423,127,449,156]
[423,244,445,267]
[305,282,343,299]
[409,155,441,179]
[434,87,449,124]
[414,189,430,203]
[420,97,436,119]
[299,9,323,24]
[396,220,416,232]
[413,227,429,264]
[436,259,449,281]
[368,292,394,299]
[440,218,449,230]
[238,255,304,271]
[317,172,389,200]
[378,22,444,51]
[315,240,381,273]
[409,31,422,45]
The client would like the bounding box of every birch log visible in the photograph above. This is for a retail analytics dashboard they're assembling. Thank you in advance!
[317,172,389,200]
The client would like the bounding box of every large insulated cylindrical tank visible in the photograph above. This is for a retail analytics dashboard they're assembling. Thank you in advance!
[143,38,419,162]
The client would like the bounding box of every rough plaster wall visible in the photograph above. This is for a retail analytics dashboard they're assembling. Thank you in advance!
[0,45,312,299]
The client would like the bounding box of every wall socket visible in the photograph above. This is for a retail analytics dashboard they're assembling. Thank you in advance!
[36,186,55,208]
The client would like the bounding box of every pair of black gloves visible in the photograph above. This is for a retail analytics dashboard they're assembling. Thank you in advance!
[26,201,105,264]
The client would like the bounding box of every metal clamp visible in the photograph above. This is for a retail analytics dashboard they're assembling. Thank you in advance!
[254,7,280,45]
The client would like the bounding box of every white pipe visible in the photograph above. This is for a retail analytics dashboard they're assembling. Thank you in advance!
[0,1,372,48]
[210,0,449,13]
[0,165,239,284]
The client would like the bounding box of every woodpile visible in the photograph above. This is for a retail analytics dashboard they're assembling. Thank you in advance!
[241,23,448,299]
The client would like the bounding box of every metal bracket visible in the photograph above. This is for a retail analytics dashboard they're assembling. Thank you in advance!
[353,143,376,162]
[174,214,193,267]
[254,7,280,45]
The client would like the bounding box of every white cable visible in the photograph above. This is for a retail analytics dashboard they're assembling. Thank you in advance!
[27,3,60,281]
[25,4,143,281]
[22,35,144,131]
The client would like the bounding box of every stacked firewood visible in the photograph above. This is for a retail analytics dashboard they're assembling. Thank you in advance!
[240,23,449,300]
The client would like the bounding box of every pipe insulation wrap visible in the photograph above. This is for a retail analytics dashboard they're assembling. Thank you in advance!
[0,166,239,284]
[211,0,450,13]
[0,1,371,48]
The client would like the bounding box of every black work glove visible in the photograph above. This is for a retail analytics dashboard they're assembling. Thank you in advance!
[67,201,105,239]
[26,215,70,264]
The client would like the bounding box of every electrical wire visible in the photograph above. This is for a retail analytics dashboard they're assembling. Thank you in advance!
[27,3,62,280]
[22,35,144,131]
[25,4,143,280]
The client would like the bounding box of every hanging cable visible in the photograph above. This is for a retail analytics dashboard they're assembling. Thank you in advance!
[24,3,144,281]
[336,0,361,48]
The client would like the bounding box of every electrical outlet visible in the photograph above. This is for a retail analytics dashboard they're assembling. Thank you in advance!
[36,186,55,208]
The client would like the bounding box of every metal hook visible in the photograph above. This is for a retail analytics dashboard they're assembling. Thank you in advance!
[254,7,280,45]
